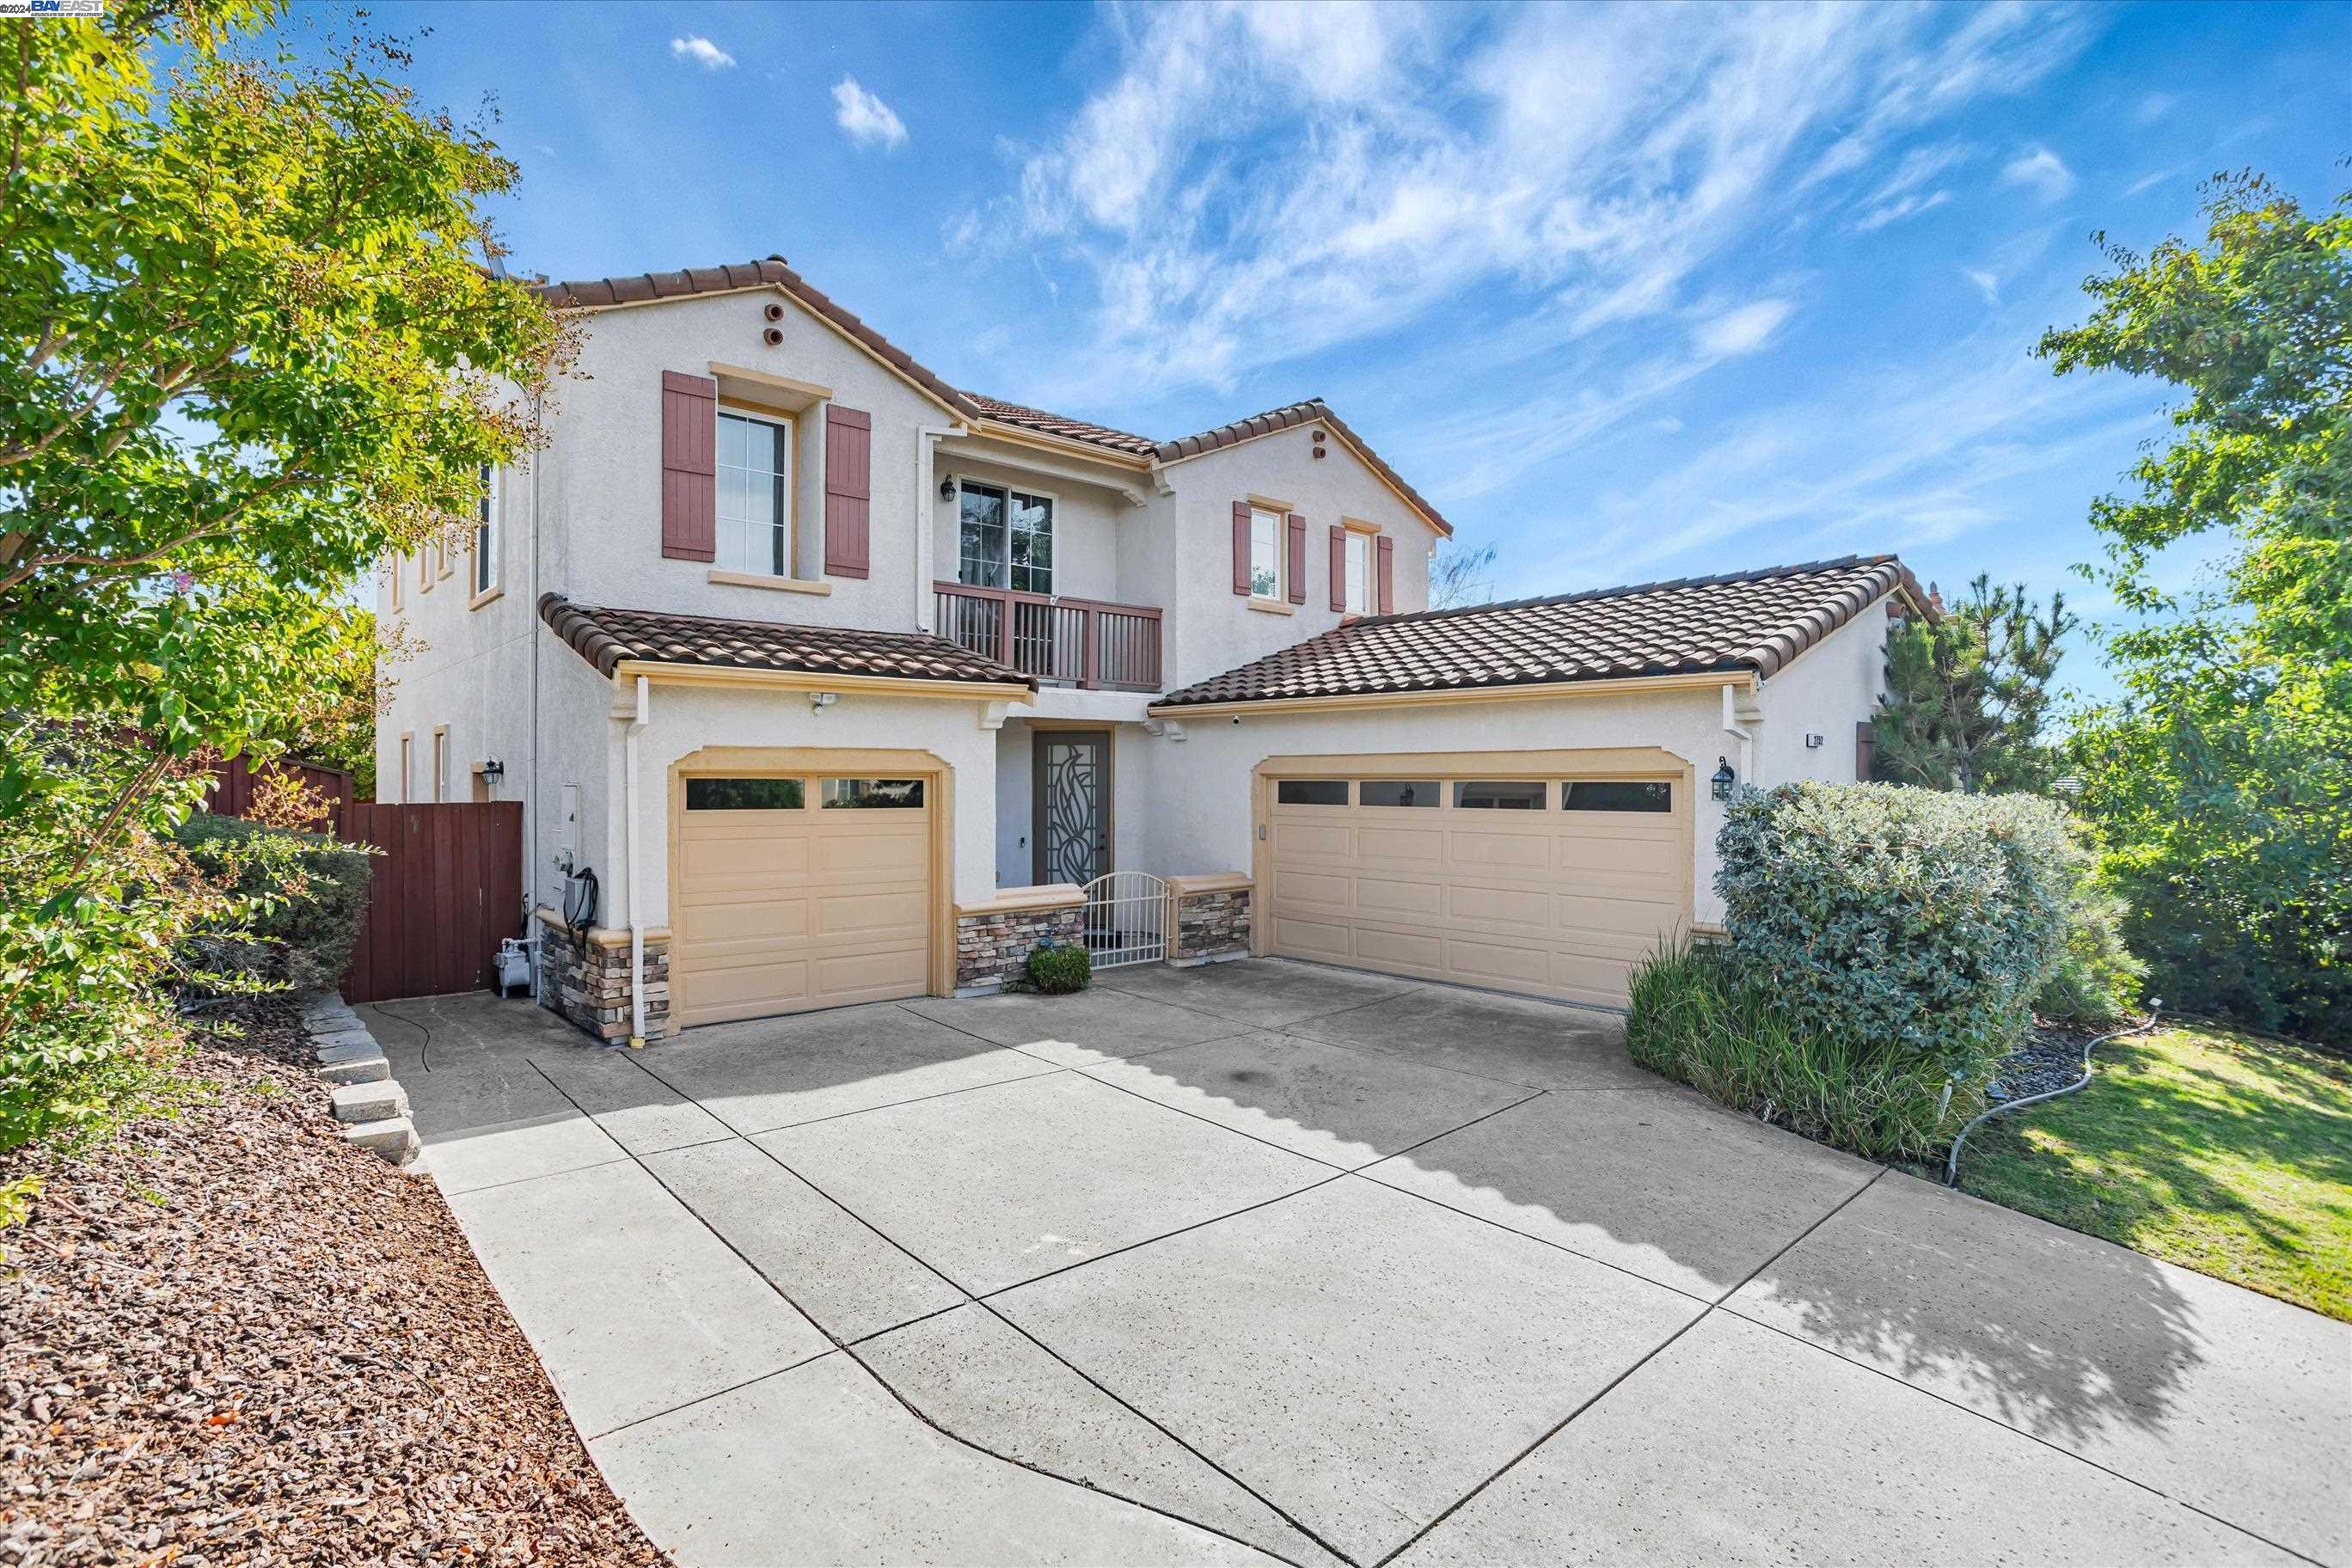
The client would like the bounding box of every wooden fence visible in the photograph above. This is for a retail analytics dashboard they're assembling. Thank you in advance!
[334,802,524,1003]
[204,754,357,830]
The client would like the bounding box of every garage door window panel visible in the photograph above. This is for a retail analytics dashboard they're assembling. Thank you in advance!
[1276,779,1349,806]
[1564,781,1672,812]
[1358,780,1438,808]
[686,777,807,811]
[1453,781,1547,810]
[822,778,927,809]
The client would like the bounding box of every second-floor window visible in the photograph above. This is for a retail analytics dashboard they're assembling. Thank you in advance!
[717,409,793,576]
[1249,506,1282,598]
[474,464,499,597]
[1344,531,1369,616]
[958,481,1053,595]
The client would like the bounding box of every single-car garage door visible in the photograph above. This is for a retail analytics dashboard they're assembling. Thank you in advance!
[671,773,933,1028]
[1264,761,1690,1008]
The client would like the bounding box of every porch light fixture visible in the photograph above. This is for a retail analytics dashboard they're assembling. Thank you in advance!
[939,473,956,500]
[810,690,840,715]
[1711,756,1736,800]
[479,757,505,784]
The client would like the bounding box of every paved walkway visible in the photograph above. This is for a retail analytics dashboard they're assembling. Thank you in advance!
[358,960,2349,1568]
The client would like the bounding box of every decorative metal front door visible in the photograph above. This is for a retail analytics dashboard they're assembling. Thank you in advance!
[1032,730,1110,885]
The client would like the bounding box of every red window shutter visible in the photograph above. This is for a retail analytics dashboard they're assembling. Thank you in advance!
[1285,513,1307,604]
[660,371,717,561]
[1376,535,1395,614]
[824,407,872,579]
[1231,500,1252,595]
[1329,524,1347,612]
[1856,720,1877,782]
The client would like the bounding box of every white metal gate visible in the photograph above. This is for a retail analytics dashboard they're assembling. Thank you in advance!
[1081,872,1167,969]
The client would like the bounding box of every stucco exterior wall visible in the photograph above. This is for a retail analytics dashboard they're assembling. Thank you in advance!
[1155,425,1442,695]
[539,289,948,631]
[1752,593,1894,785]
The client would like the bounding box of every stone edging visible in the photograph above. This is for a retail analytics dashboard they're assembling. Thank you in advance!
[298,992,420,1167]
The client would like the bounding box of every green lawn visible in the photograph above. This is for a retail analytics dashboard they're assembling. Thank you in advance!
[1958,1025,2352,1320]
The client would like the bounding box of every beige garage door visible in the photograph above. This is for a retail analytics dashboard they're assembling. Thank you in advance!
[671,774,933,1028]
[1265,765,1689,1008]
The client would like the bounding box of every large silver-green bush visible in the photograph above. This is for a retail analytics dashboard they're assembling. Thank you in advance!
[1716,782,2079,1073]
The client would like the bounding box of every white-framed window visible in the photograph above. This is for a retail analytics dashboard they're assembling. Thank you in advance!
[389,554,404,613]
[957,480,1054,594]
[417,547,432,592]
[716,408,793,576]
[1344,532,1370,616]
[398,733,413,801]
[473,463,499,597]
[1249,506,1282,599]
[432,727,450,802]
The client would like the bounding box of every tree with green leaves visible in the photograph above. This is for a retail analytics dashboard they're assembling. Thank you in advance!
[2040,170,2349,1045]
[1871,574,2073,795]
[0,1,565,1156]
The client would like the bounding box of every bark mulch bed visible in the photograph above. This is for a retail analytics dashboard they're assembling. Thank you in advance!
[0,1001,665,1566]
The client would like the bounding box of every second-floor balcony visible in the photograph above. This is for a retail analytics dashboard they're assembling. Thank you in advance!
[934,581,1162,692]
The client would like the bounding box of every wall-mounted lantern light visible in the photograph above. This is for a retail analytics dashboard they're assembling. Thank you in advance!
[1711,756,1736,800]
[479,757,505,784]
[939,473,956,501]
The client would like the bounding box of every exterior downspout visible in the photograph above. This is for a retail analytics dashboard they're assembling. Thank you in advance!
[1722,681,1756,784]
[624,673,649,1046]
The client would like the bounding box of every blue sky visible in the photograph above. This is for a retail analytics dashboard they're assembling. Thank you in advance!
[361,0,2347,702]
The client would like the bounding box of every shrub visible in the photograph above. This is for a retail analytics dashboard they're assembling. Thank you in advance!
[1626,942,1968,1161]
[1027,940,1093,995]
[2035,850,2148,1025]
[1716,782,2079,1075]
[175,814,374,993]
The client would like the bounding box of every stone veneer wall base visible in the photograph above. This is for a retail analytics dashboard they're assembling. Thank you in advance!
[537,913,671,1044]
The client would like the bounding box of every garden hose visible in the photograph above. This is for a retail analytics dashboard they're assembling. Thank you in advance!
[1944,1008,2161,1188]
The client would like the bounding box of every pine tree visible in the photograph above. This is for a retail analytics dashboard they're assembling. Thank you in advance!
[1871,575,2071,794]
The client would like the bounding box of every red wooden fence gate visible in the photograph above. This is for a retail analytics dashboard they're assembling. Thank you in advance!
[335,802,524,1003]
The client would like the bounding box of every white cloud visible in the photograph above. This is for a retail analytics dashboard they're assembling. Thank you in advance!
[990,3,2093,403]
[2135,91,2175,122]
[669,35,734,71]
[1961,266,2000,305]
[2122,166,2178,199]
[831,76,907,150]
[1693,299,1794,358]
[1856,190,1954,232]
[2001,144,2076,202]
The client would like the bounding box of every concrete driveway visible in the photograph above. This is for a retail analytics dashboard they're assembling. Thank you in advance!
[358,960,2349,1568]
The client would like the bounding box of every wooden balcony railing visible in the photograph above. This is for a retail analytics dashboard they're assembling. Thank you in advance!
[933,581,1163,692]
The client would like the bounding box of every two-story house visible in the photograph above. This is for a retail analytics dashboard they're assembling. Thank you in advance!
[377,254,1926,1044]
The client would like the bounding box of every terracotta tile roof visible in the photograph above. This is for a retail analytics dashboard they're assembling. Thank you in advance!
[538,594,1033,689]
[1153,554,1927,710]
[534,256,984,423]
[530,254,1446,531]
[963,395,1160,458]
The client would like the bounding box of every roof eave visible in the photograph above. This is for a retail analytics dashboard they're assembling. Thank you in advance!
[609,658,1035,702]
[1147,667,1755,719]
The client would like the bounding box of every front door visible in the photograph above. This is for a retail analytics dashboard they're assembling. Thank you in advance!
[1032,730,1111,885]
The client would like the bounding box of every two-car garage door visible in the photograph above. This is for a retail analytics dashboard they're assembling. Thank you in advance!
[671,773,934,1029]
[1265,761,1690,1009]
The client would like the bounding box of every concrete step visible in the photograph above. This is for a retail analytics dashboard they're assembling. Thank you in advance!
[309,1026,375,1056]
[341,1115,420,1165]
[315,1038,383,1067]
[331,1079,410,1124]
[317,1053,390,1086]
